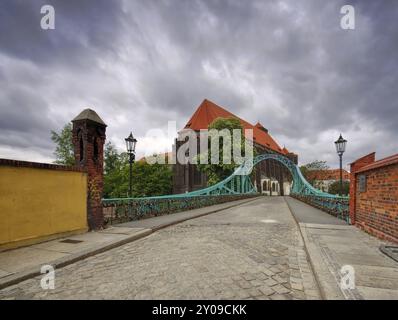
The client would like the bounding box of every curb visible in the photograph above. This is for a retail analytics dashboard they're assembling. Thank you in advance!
[284,196,347,300]
[0,229,152,290]
[0,196,261,290]
[284,196,325,300]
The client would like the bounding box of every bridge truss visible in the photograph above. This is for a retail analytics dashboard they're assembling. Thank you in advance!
[103,153,350,224]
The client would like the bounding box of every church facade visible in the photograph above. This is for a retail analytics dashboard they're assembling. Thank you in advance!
[172,99,298,195]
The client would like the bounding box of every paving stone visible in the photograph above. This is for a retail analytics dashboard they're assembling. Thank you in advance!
[258,285,275,296]
[291,282,304,291]
[273,284,291,294]
[0,197,319,300]
[264,278,278,287]
[248,288,263,297]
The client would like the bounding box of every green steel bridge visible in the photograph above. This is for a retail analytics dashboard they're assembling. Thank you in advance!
[102,154,350,224]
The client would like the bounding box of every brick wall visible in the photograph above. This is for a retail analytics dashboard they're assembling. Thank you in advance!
[349,152,375,224]
[72,117,106,230]
[350,152,398,243]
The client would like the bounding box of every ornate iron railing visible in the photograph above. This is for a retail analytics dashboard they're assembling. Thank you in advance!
[102,153,350,224]
[102,194,258,225]
[290,194,350,223]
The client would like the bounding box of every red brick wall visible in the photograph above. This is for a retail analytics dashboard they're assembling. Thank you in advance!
[349,153,375,224]
[354,164,398,243]
[72,119,106,230]
[350,153,398,244]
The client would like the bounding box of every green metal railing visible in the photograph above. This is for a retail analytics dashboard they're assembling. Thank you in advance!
[102,194,258,225]
[102,153,350,224]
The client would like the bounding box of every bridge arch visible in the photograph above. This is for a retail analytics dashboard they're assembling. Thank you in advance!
[182,153,339,198]
[103,152,350,225]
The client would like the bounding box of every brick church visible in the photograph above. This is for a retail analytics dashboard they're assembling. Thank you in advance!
[172,99,298,195]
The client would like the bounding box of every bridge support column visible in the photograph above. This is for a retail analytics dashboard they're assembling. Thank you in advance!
[278,163,284,196]
[72,109,107,230]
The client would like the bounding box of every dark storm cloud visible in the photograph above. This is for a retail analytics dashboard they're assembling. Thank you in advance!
[0,0,397,166]
[0,0,125,66]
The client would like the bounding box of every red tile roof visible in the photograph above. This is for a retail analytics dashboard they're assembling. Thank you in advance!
[306,169,351,181]
[356,153,398,173]
[184,99,288,154]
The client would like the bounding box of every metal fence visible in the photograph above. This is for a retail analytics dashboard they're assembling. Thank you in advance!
[102,194,258,225]
[291,193,350,223]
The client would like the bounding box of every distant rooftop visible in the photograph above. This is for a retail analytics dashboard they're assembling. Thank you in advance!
[183,99,291,155]
[307,169,351,181]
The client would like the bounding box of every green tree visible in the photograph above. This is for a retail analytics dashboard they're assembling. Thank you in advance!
[51,125,173,198]
[197,117,254,186]
[104,141,121,174]
[130,162,173,197]
[103,142,128,198]
[102,142,173,198]
[300,160,329,186]
[105,160,172,198]
[328,180,350,196]
[50,123,75,166]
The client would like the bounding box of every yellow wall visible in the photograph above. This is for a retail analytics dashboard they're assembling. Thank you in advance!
[0,166,88,250]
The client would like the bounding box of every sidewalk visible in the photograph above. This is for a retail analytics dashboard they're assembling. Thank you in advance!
[0,197,259,289]
[285,196,398,300]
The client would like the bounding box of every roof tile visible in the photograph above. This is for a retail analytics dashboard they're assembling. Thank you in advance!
[184,99,285,154]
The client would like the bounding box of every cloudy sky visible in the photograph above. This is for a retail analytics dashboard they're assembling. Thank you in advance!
[0,0,397,169]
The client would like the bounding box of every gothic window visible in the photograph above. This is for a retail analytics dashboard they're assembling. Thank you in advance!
[79,132,84,162]
[93,137,99,162]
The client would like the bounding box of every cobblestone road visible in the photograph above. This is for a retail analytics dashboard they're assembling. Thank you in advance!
[0,197,321,300]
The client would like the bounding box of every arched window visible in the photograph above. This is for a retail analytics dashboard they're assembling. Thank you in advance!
[93,137,99,162]
[79,131,84,162]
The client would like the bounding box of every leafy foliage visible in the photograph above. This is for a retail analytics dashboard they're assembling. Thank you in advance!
[50,123,75,166]
[51,126,172,198]
[300,160,329,186]
[197,117,254,186]
[328,180,350,196]
[102,142,173,198]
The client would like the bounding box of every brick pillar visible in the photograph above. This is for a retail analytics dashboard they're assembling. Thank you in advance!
[349,152,375,225]
[71,109,107,230]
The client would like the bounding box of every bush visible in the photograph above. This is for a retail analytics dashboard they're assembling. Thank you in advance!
[328,180,350,196]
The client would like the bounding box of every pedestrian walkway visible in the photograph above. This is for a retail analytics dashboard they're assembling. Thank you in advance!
[0,197,320,300]
[285,196,347,225]
[0,197,259,290]
[285,196,398,300]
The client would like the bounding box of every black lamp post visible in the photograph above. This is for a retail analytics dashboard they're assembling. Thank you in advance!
[125,132,137,198]
[334,134,347,196]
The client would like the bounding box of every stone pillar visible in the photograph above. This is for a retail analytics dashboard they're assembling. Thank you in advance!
[71,109,107,230]
[349,152,375,225]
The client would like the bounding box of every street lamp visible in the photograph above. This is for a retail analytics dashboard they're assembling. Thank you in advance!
[334,134,347,196]
[125,132,137,198]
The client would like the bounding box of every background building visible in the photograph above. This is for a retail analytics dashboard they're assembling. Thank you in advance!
[172,99,298,195]
[306,169,350,193]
